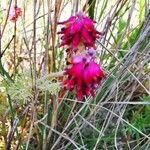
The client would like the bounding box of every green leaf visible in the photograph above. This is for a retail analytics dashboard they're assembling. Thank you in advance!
[98,0,108,21]
[88,0,96,19]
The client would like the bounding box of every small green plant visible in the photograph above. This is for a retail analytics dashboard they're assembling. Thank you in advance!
[0,0,149,149]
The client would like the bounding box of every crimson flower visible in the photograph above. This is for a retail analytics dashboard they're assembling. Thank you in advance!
[58,12,102,53]
[9,6,22,22]
[63,54,104,100]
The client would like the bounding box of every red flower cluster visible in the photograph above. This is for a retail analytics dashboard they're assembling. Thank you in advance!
[58,12,105,100]
[64,54,104,100]
[58,12,102,53]
[9,6,22,22]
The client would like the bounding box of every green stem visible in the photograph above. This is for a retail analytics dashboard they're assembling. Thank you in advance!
[42,91,48,150]
[0,59,13,82]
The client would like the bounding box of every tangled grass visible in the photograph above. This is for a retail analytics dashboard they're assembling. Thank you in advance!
[0,0,150,149]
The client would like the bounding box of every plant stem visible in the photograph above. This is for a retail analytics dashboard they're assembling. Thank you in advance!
[13,0,17,79]
[42,91,48,150]
[26,0,37,149]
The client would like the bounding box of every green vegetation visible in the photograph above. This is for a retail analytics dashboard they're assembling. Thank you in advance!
[0,0,149,149]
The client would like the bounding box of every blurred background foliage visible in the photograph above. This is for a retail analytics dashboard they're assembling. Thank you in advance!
[0,0,149,149]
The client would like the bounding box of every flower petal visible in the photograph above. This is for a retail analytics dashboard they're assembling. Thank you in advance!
[58,16,76,25]
[72,33,80,48]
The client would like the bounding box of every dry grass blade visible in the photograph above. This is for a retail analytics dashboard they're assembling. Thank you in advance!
[0,0,149,149]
